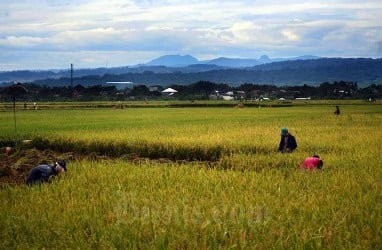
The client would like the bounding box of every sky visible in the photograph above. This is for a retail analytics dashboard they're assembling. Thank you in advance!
[1,0,382,71]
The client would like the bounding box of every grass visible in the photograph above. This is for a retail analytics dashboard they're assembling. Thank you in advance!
[0,100,381,248]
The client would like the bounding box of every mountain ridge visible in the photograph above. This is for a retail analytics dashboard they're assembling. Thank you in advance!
[0,54,321,82]
[145,54,321,68]
[1,56,381,87]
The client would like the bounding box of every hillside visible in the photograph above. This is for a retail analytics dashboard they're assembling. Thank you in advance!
[1,57,381,87]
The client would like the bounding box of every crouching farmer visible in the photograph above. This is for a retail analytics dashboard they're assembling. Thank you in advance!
[26,160,67,186]
[278,128,297,153]
[301,155,323,170]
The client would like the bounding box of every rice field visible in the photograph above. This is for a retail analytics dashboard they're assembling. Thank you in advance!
[0,101,381,248]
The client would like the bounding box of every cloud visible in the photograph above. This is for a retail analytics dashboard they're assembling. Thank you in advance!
[0,36,46,48]
[282,30,300,42]
[1,0,382,70]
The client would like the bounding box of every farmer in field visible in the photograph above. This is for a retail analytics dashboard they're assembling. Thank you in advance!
[278,128,297,153]
[26,160,67,186]
[301,155,323,170]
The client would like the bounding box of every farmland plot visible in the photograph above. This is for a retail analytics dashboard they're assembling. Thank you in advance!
[0,102,381,248]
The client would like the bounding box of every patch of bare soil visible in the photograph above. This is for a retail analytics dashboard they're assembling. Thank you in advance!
[0,147,198,187]
[0,147,77,187]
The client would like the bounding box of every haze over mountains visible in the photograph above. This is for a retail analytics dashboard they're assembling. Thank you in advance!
[0,55,381,87]
[0,54,322,76]
[145,55,321,68]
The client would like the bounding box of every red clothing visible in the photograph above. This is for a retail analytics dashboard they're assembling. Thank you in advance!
[301,157,322,170]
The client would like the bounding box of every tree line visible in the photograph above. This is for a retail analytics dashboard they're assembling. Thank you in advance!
[1,81,381,102]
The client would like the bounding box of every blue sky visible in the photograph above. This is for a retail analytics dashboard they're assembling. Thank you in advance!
[1,0,381,70]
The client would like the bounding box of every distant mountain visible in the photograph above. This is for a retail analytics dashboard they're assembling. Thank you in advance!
[201,57,260,67]
[291,55,321,60]
[0,54,320,82]
[144,54,321,68]
[0,70,61,83]
[145,55,199,67]
[16,57,380,88]
[1,55,381,87]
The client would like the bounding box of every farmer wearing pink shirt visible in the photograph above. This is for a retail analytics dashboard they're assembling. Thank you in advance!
[301,155,323,170]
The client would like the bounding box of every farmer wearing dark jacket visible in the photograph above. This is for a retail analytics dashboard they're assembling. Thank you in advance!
[26,160,67,186]
[278,128,297,153]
